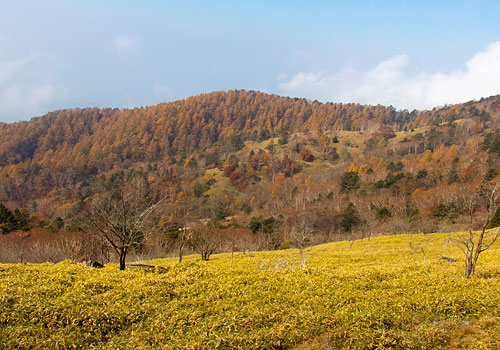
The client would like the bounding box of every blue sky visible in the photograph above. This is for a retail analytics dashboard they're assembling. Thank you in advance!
[1,0,500,122]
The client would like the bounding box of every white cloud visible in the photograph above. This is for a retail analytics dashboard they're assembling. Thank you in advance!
[0,52,65,122]
[279,41,500,110]
[277,72,288,81]
[1,84,56,114]
[113,34,139,52]
[153,83,175,101]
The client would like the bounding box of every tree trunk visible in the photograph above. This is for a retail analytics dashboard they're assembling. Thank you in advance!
[119,249,126,271]
[202,251,209,261]
[464,248,475,279]
[179,245,183,263]
[464,229,486,278]
[299,248,305,269]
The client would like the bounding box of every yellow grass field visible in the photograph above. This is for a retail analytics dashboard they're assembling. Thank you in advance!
[1,232,499,349]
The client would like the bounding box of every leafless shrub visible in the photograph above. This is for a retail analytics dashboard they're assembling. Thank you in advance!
[449,183,500,278]
[188,224,224,261]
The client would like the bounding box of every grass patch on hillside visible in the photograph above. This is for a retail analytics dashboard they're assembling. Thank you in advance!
[203,168,239,198]
[1,233,499,349]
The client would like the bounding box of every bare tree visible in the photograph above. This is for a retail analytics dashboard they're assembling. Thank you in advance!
[82,175,160,270]
[221,228,243,268]
[142,222,176,260]
[189,224,223,261]
[293,221,314,269]
[177,226,192,263]
[170,191,195,263]
[450,183,500,278]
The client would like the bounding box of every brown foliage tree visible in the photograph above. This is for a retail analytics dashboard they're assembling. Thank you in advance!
[299,148,314,162]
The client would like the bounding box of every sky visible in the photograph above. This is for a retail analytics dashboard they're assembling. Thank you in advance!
[1,0,500,122]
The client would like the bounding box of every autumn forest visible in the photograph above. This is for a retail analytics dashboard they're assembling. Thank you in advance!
[1,90,500,264]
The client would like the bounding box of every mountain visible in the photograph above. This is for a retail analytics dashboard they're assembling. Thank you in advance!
[0,90,413,199]
[1,90,500,247]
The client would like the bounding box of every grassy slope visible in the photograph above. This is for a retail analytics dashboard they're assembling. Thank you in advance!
[0,233,499,349]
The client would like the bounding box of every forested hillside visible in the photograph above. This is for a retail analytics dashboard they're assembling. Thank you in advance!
[1,90,500,263]
[0,90,415,200]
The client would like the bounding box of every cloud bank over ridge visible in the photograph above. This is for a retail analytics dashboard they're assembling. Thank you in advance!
[0,51,65,123]
[279,42,500,110]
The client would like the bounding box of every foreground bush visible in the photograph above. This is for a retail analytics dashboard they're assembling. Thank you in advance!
[1,232,499,349]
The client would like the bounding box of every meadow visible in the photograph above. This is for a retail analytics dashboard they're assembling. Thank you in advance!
[1,232,499,349]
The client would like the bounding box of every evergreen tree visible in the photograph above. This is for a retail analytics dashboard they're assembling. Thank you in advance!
[13,208,29,230]
[486,205,500,229]
[341,202,360,232]
[0,203,17,234]
[278,131,289,145]
[259,129,271,141]
[376,207,392,221]
[339,171,360,192]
